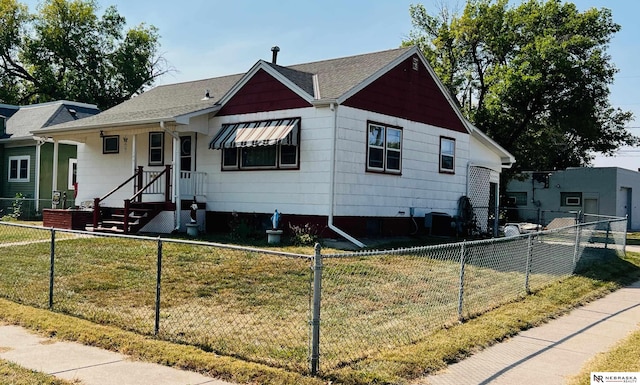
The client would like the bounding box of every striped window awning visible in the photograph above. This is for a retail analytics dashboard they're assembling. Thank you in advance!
[209,118,300,149]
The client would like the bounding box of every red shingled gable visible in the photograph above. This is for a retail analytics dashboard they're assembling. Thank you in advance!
[343,54,467,133]
[217,69,311,116]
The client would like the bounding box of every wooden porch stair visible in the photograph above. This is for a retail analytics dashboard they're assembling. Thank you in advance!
[89,165,173,234]
[90,201,174,234]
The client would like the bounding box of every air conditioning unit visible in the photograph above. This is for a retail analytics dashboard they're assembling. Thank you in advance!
[425,212,452,236]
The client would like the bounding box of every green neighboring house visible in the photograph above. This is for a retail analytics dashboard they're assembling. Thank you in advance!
[0,101,99,218]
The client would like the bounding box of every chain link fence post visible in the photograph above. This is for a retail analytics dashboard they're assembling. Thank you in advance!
[457,243,466,322]
[310,243,322,375]
[573,223,581,270]
[623,216,628,254]
[525,233,533,294]
[154,237,163,336]
[49,228,55,309]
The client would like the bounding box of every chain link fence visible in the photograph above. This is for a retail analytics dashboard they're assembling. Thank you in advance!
[0,216,627,375]
[0,197,75,221]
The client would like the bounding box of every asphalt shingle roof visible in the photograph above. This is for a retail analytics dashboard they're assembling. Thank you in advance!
[38,47,414,132]
[4,101,99,139]
[284,46,412,99]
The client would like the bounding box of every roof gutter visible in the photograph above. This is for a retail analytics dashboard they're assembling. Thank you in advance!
[328,102,366,248]
[31,117,180,135]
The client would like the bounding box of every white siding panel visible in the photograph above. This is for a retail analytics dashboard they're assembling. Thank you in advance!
[203,107,333,216]
[76,134,135,206]
[469,134,503,171]
[333,107,469,218]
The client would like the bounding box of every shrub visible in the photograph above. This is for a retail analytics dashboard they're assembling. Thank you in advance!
[1,193,24,221]
[288,223,319,246]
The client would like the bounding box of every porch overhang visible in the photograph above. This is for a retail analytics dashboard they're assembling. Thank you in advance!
[208,118,300,149]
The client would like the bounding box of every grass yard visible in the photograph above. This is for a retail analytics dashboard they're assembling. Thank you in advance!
[567,328,640,385]
[0,223,637,384]
[0,359,78,385]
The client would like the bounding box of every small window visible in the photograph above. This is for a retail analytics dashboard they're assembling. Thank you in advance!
[440,137,455,174]
[280,144,298,166]
[149,132,164,166]
[561,192,582,207]
[222,148,238,169]
[8,156,29,182]
[367,122,402,174]
[103,135,119,154]
[68,158,77,189]
[508,192,528,206]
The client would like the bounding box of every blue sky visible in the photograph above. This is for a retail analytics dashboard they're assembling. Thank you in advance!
[21,0,640,170]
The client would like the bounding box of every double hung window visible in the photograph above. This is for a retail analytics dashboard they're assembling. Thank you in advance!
[8,156,29,182]
[439,137,456,174]
[367,122,402,174]
[149,132,164,166]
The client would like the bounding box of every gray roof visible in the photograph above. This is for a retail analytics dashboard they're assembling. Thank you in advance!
[283,46,413,99]
[4,101,99,139]
[36,47,414,133]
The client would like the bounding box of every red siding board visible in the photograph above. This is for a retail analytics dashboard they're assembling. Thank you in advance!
[218,69,311,116]
[343,54,467,133]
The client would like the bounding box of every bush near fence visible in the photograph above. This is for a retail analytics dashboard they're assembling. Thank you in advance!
[0,217,627,375]
[0,197,75,221]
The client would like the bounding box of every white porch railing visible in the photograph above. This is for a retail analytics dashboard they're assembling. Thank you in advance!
[139,170,206,199]
[179,171,207,198]
[141,171,166,195]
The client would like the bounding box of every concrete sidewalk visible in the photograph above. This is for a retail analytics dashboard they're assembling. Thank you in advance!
[0,325,235,385]
[416,280,640,385]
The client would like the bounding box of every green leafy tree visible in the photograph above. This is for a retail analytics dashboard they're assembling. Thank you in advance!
[0,0,168,109]
[404,0,636,174]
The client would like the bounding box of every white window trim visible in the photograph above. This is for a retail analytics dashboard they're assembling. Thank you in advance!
[565,196,581,206]
[68,158,77,189]
[439,137,456,174]
[149,132,165,166]
[366,122,403,174]
[8,155,30,182]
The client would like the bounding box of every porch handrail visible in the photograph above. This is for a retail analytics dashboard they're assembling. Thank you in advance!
[130,165,171,203]
[92,166,171,232]
[99,167,143,202]
[121,165,171,234]
[93,167,144,230]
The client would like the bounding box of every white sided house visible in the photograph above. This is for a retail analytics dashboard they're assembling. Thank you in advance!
[32,46,514,246]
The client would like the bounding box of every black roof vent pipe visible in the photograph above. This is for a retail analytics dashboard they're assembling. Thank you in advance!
[271,46,280,64]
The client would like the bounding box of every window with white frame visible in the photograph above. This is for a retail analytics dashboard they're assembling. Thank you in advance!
[102,135,119,154]
[68,158,77,189]
[367,122,402,174]
[561,192,582,207]
[439,137,456,174]
[8,155,30,182]
[149,132,164,166]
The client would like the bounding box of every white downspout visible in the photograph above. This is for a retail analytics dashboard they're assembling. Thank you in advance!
[161,121,181,231]
[328,103,366,248]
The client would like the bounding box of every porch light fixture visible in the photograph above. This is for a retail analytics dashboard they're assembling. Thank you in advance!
[99,130,104,138]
